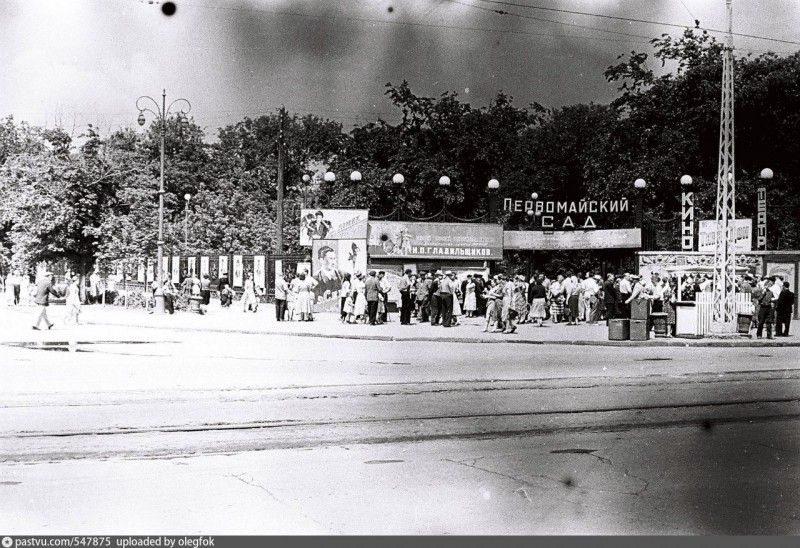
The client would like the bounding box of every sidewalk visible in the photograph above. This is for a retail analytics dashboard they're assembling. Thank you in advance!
[1,302,798,347]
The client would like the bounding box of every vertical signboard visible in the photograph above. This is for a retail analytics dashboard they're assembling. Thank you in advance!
[137,261,145,283]
[200,256,210,278]
[218,255,229,282]
[254,255,266,291]
[681,191,694,251]
[187,256,196,278]
[233,255,244,287]
[757,187,767,250]
[171,256,180,284]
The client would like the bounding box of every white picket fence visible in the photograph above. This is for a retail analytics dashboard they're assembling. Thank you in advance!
[695,292,754,336]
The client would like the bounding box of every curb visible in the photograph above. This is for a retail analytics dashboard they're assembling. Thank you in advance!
[81,319,800,348]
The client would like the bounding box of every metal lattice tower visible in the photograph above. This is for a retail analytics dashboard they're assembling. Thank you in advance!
[712,0,737,331]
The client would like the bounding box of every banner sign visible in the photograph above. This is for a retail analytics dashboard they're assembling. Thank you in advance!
[757,187,767,250]
[504,228,641,250]
[300,209,369,247]
[253,255,266,290]
[311,239,368,301]
[681,192,694,251]
[200,256,209,278]
[697,219,752,253]
[504,198,629,230]
[218,255,229,282]
[171,256,180,284]
[367,222,503,260]
[233,255,243,287]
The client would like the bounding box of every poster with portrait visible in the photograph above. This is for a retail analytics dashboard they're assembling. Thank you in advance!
[200,256,209,278]
[299,209,369,247]
[233,255,243,287]
[218,255,229,283]
[137,261,145,283]
[188,256,197,278]
[311,239,367,300]
[171,256,180,284]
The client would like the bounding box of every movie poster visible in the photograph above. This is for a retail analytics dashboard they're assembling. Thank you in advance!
[299,209,369,247]
[233,255,243,287]
[218,255,229,283]
[311,239,367,300]
[137,261,145,283]
[254,255,266,290]
[187,256,196,278]
[200,256,209,278]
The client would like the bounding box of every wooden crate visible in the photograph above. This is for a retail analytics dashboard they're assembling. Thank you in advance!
[630,319,650,341]
[608,319,630,341]
[631,298,651,320]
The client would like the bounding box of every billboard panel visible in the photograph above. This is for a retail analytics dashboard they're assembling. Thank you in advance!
[367,222,503,260]
[311,239,368,301]
[697,219,752,253]
[300,209,369,247]
[504,228,642,250]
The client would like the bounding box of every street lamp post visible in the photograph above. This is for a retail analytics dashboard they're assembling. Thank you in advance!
[438,176,451,215]
[301,174,311,208]
[634,178,647,228]
[136,89,191,314]
[487,179,500,223]
[184,193,191,248]
[680,175,694,251]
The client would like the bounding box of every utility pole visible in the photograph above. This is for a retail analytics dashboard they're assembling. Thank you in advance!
[711,0,737,333]
[275,106,286,254]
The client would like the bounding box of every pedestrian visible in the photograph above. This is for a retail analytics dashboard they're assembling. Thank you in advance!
[274,272,288,321]
[32,272,59,330]
[501,274,517,334]
[451,276,463,326]
[439,271,455,327]
[663,277,677,337]
[429,271,443,325]
[352,272,367,322]
[482,279,501,332]
[618,273,632,318]
[587,275,602,324]
[220,283,234,309]
[775,281,794,337]
[63,275,82,325]
[377,271,390,323]
[416,272,431,322]
[294,272,316,321]
[339,273,352,322]
[603,273,618,325]
[199,273,211,315]
[464,275,477,317]
[528,275,547,327]
[365,270,380,325]
[549,274,565,323]
[514,275,527,323]
[756,278,776,339]
[9,269,21,305]
[241,273,257,313]
[399,269,413,325]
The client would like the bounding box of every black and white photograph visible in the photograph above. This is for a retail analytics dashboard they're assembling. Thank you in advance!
[1,0,799,539]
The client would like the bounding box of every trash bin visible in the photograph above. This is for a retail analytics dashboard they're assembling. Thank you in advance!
[189,295,203,313]
[631,298,651,321]
[737,313,753,334]
[650,312,668,337]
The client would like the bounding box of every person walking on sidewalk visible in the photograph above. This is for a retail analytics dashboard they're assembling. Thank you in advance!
[603,273,618,325]
[32,272,59,330]
[439,271,456,327]
[242,273,258,313]
[429,271,443,325]
[416,272,431,322]
[9,270,21,305]
[398,269,413,325]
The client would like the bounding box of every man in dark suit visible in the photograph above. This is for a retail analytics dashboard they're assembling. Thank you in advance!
[775,281,795,336]
[429,271,442,325]
[603,273,618,325]
[364,270,380,325]
[32,272,60,330]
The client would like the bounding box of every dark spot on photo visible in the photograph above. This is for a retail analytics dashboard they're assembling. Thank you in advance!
[162,2,177,16]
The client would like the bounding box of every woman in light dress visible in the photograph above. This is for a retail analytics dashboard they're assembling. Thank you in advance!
[293,272,317,321]
[464,277,477,317]
[64,275,82,325]
[351,272,367,322]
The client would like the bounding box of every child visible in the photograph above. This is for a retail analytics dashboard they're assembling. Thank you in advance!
[220,284,234,308]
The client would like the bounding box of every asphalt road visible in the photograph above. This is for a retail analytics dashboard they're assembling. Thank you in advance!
[1,327,799,534]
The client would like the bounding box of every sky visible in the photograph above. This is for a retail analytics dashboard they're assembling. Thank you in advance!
[1,0,798,140]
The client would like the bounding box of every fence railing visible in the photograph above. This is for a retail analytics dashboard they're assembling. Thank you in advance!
[695,292,754,336]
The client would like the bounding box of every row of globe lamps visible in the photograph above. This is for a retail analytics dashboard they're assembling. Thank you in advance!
[303,171,499,188]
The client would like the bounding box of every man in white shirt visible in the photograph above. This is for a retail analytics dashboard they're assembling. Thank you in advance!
[618,273,632,318]
[563,271,581,325]
[584,275,601,324]
[378,271,392,323]
[274,273,288,321]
